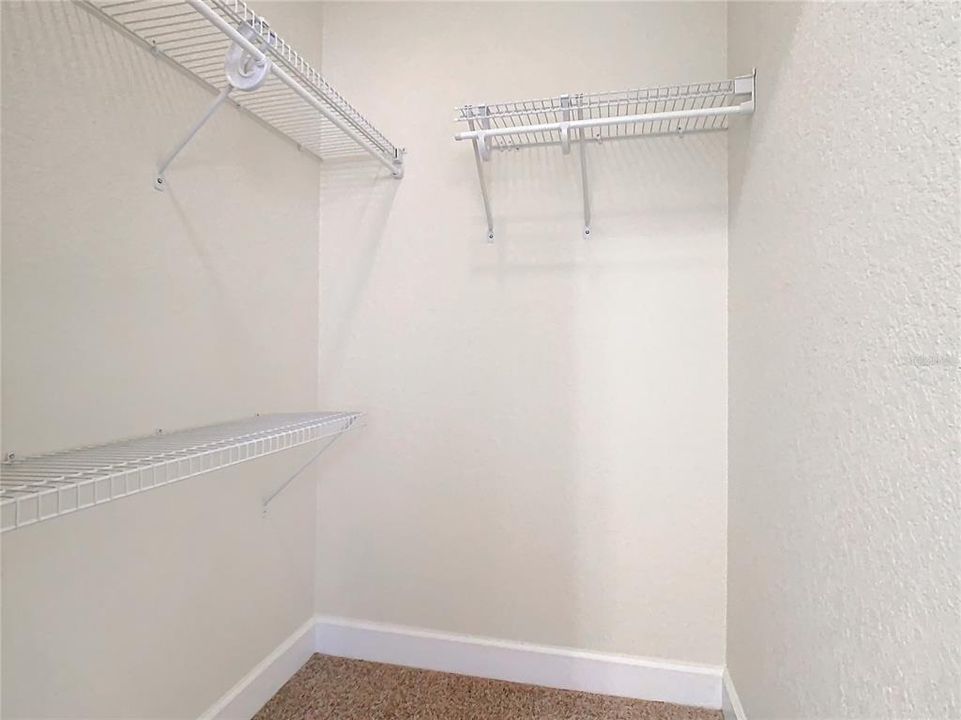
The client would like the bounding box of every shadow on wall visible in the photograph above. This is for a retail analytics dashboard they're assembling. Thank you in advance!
[16,2,192,142]
[473,130,727,274]
[312,117,725,654]
[318,158,400,402]
[727,1,804,213]
[457,127,727,654]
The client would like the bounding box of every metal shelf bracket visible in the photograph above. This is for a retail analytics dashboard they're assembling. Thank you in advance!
[734,69,756,113]
[560,95,572,155]
[466,105,495,241]
[576,96,592,238]
[261,427,351,515]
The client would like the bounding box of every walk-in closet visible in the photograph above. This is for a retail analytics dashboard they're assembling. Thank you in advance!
[1,2,958,719]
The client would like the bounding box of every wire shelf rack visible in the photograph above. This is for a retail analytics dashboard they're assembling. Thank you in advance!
[456,78,750,151]
[0,412,361,533]
[453,72,755,239]
[81,0,404,183]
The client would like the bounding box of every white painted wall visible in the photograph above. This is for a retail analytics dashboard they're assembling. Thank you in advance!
[314,2,729,666]
[1,2,325,717]
[726,3,961,718]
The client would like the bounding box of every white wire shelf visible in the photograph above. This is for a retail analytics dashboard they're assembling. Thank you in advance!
[453,72,756,239]
[81,0,404,185]
[456,76,754,149]
[0,412,361,533]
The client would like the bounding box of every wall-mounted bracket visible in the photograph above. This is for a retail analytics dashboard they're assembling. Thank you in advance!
[576,97,591,238]
[262,412,363,514]
[474,104,492,161]
[466,106,495,241]
[560,95,572,155]
[734,69,756,114]
[391,149,406,179]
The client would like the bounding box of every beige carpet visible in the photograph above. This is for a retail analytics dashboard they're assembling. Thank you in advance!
[254,654,722,720]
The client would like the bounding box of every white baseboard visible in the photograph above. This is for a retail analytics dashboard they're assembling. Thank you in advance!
[722,668,747,720]
[197,615,724,719]
[199,618,316,720]
[314,615,722,709]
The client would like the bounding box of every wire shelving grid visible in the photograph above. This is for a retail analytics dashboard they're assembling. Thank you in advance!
[0,412,361,532]
[454,72,756,239]
[82,0,403,181]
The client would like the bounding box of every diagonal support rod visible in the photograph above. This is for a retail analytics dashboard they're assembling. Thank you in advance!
[262,432,344,514]
[576,100,592,238]
[154,86,233,191]
[467,109,495,241]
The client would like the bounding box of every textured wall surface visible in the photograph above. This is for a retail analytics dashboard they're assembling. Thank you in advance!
[314,2,729,666]
[727,3,961,718]
[1,2,324,717]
